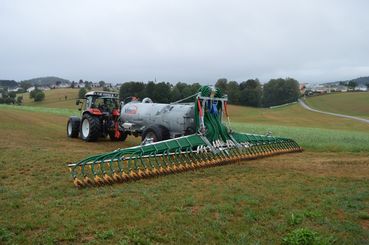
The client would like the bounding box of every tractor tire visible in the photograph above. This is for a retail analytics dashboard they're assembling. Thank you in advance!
[109,131,128,141]
[67,117,80,138]
[141,125,170,143]
[80,114,101,142]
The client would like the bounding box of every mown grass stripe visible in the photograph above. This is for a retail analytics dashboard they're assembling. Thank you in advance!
[0,104,79,117]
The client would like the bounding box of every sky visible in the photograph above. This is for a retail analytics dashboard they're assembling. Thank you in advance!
[1,0,369,84]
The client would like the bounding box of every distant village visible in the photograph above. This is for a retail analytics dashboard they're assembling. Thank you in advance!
[300,82,368,96]
[3,80,120,94]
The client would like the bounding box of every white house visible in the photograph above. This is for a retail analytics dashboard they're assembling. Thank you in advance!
[27,86,50,92]
[355,85,368,91]
[8,87,21,92]
[27,86,36,92]
[331,85,348,92]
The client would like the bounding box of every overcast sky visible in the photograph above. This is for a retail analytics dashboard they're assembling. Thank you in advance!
[1,0,369,84]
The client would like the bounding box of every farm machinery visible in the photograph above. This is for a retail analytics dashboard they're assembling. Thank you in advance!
[67,85,302,187]
[67,91,127,141]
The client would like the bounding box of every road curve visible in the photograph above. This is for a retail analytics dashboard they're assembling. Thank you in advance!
[298,99,369,124]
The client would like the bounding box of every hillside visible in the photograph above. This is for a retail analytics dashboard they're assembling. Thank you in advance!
[20,88,79,109]
[305,92,369,119]
[21,76,70,86]
[325,76,369,86]
[0,80,18,88]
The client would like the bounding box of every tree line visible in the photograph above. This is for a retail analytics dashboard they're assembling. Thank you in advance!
[215,78,300,107]
[115,78,300,107]
[0,89,23,105]
[119,81,202,103]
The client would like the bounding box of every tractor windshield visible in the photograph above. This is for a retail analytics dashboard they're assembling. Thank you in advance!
[91,97,119,112]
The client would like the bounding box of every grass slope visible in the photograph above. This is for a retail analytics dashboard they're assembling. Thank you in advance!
[1,91,369,244]
[0,109,368,244]
[20,88,113,109]
[305,92,369,119]
[20,88,80,109]
[228,104,369,132]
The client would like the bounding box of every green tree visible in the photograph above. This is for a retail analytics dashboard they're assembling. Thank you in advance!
[170,86,181,101]
[190,83,201,95]
[262,78,300,107]
[215,78,228,93]
[347,81,357,90]
[16,96,23,105]
[119,82,146,100]
[20,81,32,90]
[99,81,106,87]
[239,79,262,107]
[30,88,45,102]
[144,81,156,100]
[8,91,17,99]
[152,82,171,103]
[34,91,45,102]
[29,89,38,99]
[78,88,87,99]
[226,81,240,104]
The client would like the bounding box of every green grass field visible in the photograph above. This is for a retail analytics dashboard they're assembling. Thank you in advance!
[20,88,80,109]
[0,89,368,244]
[305,92,369,119]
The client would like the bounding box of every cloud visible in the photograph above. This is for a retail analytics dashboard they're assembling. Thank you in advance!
[1,0,369,83]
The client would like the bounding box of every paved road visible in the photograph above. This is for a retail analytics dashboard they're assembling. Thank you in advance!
[298,99,369,124]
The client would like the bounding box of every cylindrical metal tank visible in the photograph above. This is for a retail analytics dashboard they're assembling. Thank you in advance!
[120,101,195,137]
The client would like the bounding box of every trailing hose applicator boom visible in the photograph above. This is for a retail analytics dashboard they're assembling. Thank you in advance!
[67,85,302,187]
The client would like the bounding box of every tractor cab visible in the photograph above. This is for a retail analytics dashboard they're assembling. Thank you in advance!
[82,91,119,114]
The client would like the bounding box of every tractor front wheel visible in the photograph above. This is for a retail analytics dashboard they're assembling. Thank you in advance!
[80,114,101,141]
[67,117,80,138]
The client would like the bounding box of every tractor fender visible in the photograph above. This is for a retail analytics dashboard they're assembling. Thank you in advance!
[83,108,102,116]
[69,116,81,123]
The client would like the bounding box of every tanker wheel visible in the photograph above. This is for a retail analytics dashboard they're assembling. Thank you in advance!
[142,125,169,143]
[109,131,128,141]
[80,114,101,142]
[67,117,80,138]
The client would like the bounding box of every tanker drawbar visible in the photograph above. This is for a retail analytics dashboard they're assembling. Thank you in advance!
[67,86,303,187]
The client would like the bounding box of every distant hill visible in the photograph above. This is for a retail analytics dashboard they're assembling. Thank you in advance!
[325,76,369,86]
[21,76,71,86]
[0,80,18,88]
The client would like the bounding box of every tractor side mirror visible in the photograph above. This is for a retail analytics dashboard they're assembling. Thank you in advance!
[76,99,80,105]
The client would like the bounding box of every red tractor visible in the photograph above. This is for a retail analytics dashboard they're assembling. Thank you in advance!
[66,91,127,142]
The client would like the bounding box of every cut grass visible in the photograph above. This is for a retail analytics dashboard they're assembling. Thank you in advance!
[228,104,369,132]
[0,104,79,117]
[305,92,369,119]
[1,91,369,244]
[232,122,369,152]
[20,88,80,109]
[0,106,368,244]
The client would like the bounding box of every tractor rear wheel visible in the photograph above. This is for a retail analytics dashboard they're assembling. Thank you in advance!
[80,114,101,141]
[142,125,169,143]
[67,117,80,138]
